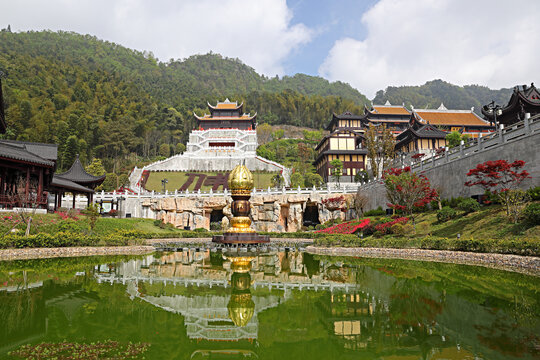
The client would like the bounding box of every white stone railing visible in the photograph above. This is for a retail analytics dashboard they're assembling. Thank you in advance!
[95,183,363,202]
[396,115,540,172]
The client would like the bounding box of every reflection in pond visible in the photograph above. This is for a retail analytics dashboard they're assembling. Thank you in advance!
[0,250,539,359]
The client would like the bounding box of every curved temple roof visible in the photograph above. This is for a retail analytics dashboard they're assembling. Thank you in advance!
[56,155,105,186]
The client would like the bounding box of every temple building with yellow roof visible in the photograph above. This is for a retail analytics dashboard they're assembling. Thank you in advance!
[411,103,494,138]
[129,99,290,190]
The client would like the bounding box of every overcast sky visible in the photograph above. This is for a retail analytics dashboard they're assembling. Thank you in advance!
[1,0,538,98]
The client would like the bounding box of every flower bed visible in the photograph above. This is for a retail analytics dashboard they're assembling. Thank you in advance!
[374,217,409,234]
[315,218,370,234]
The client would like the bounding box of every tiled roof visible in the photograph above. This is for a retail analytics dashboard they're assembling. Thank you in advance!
[208,99,243,110]
[56,155,106,185]
[51,175,94,193]
[195,113,256,121]
[415,109,491,126]
[372,106,410,115]
[0,139,58,161]
[0,141,55,167]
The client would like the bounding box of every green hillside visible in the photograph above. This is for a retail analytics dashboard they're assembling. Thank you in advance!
[373,79,513,110]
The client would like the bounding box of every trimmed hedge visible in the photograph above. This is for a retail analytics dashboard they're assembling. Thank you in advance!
[313,235,540,256]
[0,229,226,249]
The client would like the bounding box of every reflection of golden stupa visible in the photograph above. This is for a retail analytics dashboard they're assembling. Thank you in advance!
[228,271,255,327]
[228,293,255,327]
[225,256,255,273]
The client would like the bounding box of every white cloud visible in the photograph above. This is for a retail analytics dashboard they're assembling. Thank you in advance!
[319,0,540,99]
[0,0,312,76]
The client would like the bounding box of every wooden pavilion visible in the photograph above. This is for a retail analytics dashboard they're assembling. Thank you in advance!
[51,155,105,210]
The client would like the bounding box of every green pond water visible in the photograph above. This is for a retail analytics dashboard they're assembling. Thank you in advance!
[0,249,539,360]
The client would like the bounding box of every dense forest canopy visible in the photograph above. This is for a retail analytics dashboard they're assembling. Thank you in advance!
[373,79,513,110]
[0,30,517,179]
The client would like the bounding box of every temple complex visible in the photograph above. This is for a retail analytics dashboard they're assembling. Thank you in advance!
[411,103,493,138]
[363,101,411,134]
[130,99,288,190]
[394,120,447,154]
[482,83,540,126]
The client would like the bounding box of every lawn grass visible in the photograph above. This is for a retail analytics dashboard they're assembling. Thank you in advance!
[405,204,538,239]
[145,171,277,192]
[0,211,184,237]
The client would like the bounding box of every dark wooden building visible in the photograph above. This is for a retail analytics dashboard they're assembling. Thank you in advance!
[194,99,257,130]
[482,83,540,126]
[395,120,448,154]
[0,79,105,210]
[314,129,367,183]
[326,111,365,133]
[0,140,56,209]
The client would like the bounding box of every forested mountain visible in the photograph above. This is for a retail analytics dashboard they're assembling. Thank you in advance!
[0,30,366,173]
[372,80,513,110]
[0,30,518,178]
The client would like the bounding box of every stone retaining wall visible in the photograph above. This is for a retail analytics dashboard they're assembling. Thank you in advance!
[146,193,354,232]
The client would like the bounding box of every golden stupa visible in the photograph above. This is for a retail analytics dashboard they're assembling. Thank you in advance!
[228,164,254,196]
[212,163,269,243]
[227,164,255,233]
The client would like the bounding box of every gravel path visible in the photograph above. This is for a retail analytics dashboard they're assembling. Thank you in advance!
[0,246,154,261]
[306,246,540,276]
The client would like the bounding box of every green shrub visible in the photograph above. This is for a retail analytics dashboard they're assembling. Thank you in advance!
[390,223,405,235]
[437,206,457,222]
[313,234,539,255]
[527,186,540,201]
[458,198,481,213]
[523,203,540,225]
[210,222,221,231]
[364,207,385,216]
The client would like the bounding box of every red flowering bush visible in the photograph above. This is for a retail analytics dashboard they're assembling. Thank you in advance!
[55,211,80,221]
[374,217,409,234]
[465,160,530,193]
[465,160,531,220]
[315,218,370,234]
[411,153,425,161]
[383,167,437,223]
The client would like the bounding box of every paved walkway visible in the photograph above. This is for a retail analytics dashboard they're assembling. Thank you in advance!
[307,246,540,276]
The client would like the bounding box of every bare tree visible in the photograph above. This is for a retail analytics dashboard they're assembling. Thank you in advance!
[5,177,41,236]
[353,189,369,219]
[365,124,395,178]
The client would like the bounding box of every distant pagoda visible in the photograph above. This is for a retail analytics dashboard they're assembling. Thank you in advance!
[194,99,257,130]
